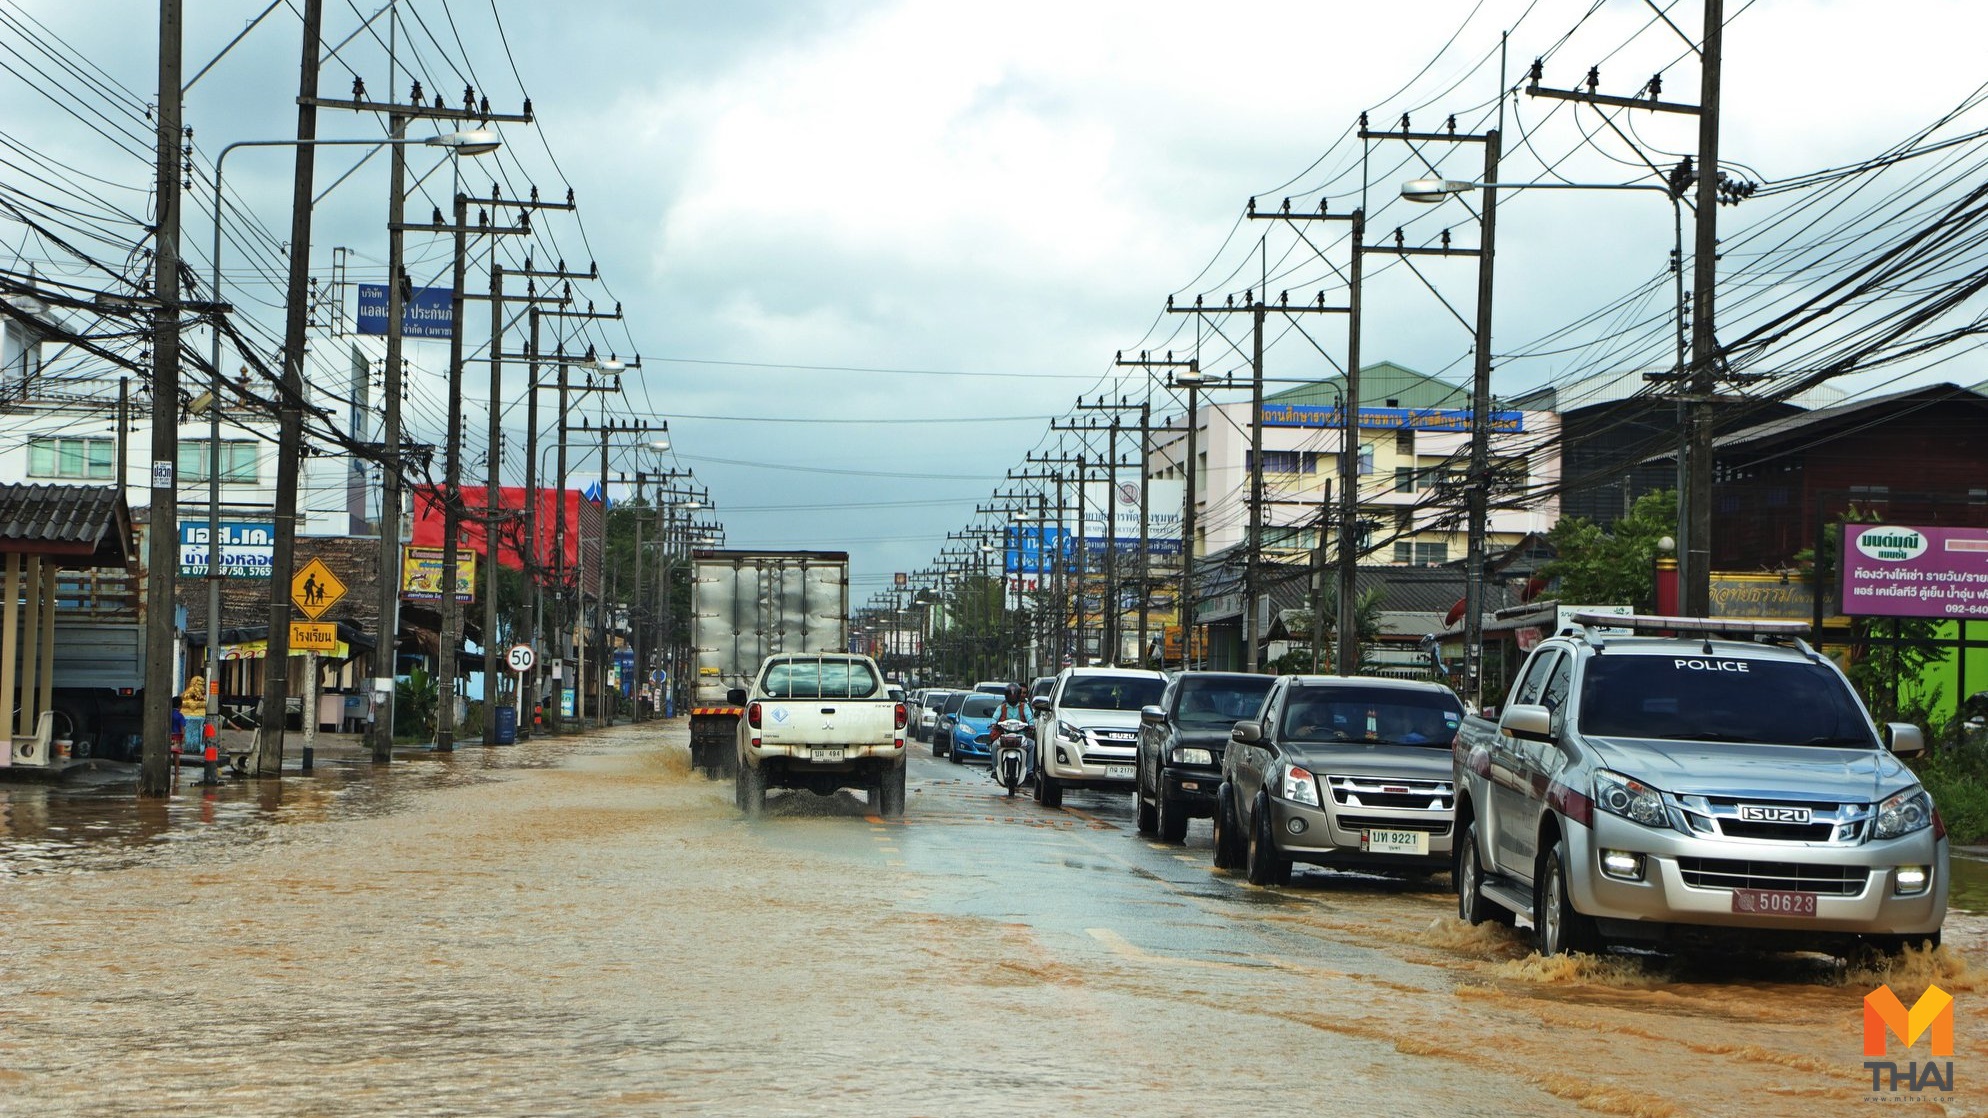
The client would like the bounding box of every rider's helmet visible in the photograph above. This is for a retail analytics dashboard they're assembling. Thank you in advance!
[1005,682,1024,704]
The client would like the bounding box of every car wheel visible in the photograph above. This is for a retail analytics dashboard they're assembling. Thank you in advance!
[737,761,765,818]
[1037,770,1063,809]
[1134,761,1158,834]
[1245,793,1291,887]
[1535,842,1599,956]
[1156,784,1188,844]
[876,764,907,819]
[1457,822,1515,927]
[1212,782,1240,870]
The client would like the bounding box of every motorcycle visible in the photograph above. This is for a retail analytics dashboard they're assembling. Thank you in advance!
[990,717,1032,797]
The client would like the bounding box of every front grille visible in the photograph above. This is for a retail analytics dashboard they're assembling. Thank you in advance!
[1327,774,1452,811]
[1676,857,1869,896]
[1082,751,1134,767]
[1090,731,1138,746]
[1337,814,1452,836]
[972,733,990,745]
[1716,820,1840,842]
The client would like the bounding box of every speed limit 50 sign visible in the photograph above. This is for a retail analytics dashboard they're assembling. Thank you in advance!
[506,644,536,672]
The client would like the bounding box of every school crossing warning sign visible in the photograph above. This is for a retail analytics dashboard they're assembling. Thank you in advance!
[291,558,347,621]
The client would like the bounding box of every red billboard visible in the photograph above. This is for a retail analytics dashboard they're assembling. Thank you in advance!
[409,486,603,596]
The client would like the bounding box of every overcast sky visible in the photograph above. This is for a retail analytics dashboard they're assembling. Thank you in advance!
[8,1,1986,603]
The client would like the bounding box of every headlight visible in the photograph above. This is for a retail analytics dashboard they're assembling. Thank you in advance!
[1593,770,1668,828]
[1057,721,1085,744]
[1280,764,1321,807]
[1874,788,1933,840]
[1171,747,1214,766]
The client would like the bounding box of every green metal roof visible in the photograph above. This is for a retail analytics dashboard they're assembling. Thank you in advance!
[1264,361,1471,409]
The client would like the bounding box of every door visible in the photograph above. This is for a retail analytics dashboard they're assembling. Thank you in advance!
[1489,649,1559,875]
[1506,650,1575,879]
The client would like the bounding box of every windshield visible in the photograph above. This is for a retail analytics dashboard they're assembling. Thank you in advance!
[759,657,880,700]
[959,696,999,719]
[1176,677,1274,728]
[1579,655,1877,746]
[1060,675,1166,711]
[1279,685,1463,746]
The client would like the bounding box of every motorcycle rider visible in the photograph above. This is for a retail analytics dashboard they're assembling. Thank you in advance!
[991,682,1037,783]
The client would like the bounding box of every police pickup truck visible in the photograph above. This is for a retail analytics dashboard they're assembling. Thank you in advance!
[731,653,908,818]
[1452,613,1945,957]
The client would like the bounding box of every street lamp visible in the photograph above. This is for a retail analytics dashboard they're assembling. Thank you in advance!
[1400,174,1684,704]
[205,129,500,775]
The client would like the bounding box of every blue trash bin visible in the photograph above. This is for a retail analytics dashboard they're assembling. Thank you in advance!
[493,704,517,745]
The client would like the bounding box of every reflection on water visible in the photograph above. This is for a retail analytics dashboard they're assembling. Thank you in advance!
[0,737,579,879]
[1952,850,1988,913]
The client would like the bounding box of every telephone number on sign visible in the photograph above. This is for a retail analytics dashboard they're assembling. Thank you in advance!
[1944,603,1988,616]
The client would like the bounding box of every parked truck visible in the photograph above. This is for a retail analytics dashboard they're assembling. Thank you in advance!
[687,549,850,778]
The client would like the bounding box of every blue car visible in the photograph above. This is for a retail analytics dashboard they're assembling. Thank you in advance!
[948,694,1002,764]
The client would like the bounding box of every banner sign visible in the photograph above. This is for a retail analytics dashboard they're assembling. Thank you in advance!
[1261,402,1525,434]
[178,520,274,578]
[1842,523,1988,619]
[401,546,477,602]
[1079,479,1184,555]
[356,283,454,339]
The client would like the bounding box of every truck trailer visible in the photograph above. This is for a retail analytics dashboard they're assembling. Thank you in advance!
[687,549,850,778]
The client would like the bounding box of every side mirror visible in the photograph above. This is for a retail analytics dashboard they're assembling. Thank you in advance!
[1031,696,1051,714]
[1230,721,1262,744]
[1501,704,1552,743]
[1140,704,1166,725]
[1885,722,1925,756]
[726,687,747,706]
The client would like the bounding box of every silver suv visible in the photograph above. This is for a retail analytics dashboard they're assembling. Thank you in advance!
[1032,666,1166,808]
[1453,613,1946,956]
[1217,676,1465,885]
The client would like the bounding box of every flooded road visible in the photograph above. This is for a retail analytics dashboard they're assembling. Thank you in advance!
[1,722,1983,1116]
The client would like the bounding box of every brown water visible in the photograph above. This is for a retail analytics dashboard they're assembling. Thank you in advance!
[1,725,1982,1117]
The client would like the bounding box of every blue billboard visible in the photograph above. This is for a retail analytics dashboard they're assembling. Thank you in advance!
[356,283,455,339]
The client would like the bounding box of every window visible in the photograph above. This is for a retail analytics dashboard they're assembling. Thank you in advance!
[1358,443,1375,476]
[178,439,260,483]
[759,656,881,699]
[1393,508,1414,533]
[1394,466,1417,493]
[28,437,115,480]
[1280,684,1463,746]
[1510,650,1559,707]
[1392,541,1448,565]
[1394,429,1414,455]
[1254,450,1302,474]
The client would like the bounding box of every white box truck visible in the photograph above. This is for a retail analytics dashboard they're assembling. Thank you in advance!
[687,550,850,777]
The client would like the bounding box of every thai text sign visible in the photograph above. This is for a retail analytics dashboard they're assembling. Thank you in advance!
[178,520,274,578]
[1260,403,1525,433]
[1842,524,1988,619]
[356,283,454,339]
[401,546,477,602]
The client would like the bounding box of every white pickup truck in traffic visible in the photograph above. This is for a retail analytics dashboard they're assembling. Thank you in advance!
[731,652,908,818]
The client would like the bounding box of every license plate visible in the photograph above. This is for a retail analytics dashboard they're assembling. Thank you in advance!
[809,748,845,763]
[1105,764,1134,780]
[1730,888,1818,917]
[1363,829,1428,855]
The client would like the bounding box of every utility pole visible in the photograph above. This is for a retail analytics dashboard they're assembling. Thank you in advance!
[305,82,533,764]
[1072,400,1134,664]
[463,205,577,746]
[1363,117,1501,699]
[398,194,531,752]
[1037,435,1103,665]
[1117,351,1201,669]
[1168,281,1346,672]
[248,0,322,777]
[1246,199,1363,676]
[140,0,182,797]
[493,260,593,740]
[1523,16,1723,615]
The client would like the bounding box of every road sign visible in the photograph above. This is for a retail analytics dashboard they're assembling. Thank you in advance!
[506,644,536,672]
[291,557,347,621]
[290,622,339,652]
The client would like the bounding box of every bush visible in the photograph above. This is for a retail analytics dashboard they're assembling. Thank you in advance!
[1911,730,1988,845]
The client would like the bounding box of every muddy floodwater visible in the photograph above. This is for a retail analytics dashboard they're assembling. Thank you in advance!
[1,721,1983,1117]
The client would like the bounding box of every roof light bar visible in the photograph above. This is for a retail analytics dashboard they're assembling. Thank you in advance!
[1569,612,1811,636]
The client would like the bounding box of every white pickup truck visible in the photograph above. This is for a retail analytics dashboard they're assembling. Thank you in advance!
[730,653,908,818]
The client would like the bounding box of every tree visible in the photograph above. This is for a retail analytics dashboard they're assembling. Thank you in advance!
[1540,490,1678,610]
